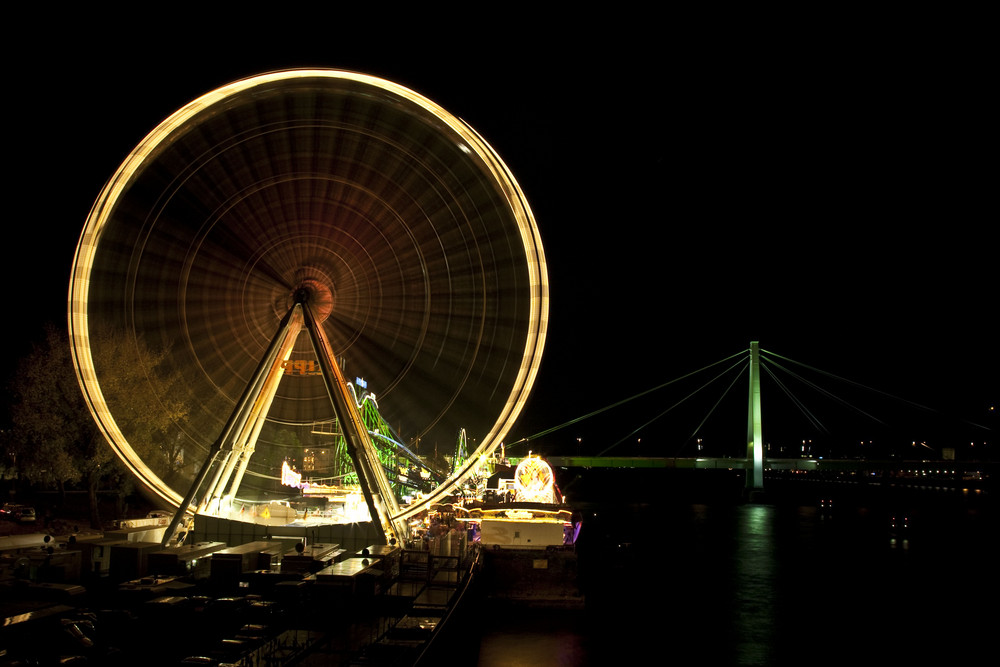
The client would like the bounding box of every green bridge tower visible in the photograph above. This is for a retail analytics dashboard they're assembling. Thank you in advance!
[746,341,765,494]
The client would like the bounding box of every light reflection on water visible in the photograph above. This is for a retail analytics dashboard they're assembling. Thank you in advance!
[476,612,587,666]
[475,486,995,666]
[731,505,776,665]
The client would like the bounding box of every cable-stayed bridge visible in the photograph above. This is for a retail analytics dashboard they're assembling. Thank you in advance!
[508,341,994,496]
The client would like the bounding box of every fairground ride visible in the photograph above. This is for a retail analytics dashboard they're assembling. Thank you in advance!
[68,69,548,546]
[279,379,446,500]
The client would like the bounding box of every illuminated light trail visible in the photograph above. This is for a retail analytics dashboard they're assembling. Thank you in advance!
[69,70,548,540]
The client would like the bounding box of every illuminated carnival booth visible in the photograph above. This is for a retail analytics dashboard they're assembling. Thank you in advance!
[475,456,572,548]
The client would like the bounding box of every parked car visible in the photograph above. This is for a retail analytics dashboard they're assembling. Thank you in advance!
[18,505,36,523]
[1,503,36,523]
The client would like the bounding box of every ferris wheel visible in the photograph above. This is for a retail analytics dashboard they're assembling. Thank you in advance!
[68,69,548,540]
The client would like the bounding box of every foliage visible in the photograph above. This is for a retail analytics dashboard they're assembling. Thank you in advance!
[6,323,188,525]
[88,325,190,484]
[8,324,101,488]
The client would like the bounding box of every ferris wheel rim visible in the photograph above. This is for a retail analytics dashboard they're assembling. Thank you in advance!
[68,68,548,515]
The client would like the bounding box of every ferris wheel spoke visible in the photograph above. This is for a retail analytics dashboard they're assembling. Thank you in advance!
[70,70,548,517]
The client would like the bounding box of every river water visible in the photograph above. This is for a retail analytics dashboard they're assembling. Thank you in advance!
[473,471,995,666]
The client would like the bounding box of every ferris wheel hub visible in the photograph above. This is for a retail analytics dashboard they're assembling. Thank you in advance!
[291,278,334,323]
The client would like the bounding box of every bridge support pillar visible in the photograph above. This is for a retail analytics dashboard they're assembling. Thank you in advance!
[746,341,765,494]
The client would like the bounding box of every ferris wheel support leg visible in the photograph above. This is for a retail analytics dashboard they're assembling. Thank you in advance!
[222,448,255,513]
[200,450,242,512]
[207,324,298,513]
[161,305,304,546]
[224,336,291,503]
[302,302,406,544]
[198,450,235,512]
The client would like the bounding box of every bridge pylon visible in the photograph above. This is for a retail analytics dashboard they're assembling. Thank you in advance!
[746,341,765,494]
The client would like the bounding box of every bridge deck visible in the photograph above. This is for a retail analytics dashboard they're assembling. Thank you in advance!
[542,456,990,474]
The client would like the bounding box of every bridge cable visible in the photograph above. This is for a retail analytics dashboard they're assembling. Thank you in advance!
[762,349,991,433]
[761,362,831,434]
[763,357,884,426]
[677,357,750,456]
[507,348,750,450]
[597,354,750,457]
[762,349,931,414]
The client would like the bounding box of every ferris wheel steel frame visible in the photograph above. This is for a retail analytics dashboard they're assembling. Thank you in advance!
[68,69,548,544]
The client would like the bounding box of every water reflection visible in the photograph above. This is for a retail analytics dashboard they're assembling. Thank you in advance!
[732,505,776,664]
[476,608,587,666]
[476,485,994,666]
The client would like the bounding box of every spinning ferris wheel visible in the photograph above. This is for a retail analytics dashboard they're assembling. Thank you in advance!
[68,69,548,541]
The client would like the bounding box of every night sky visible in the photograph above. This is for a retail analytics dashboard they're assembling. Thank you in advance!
[6,19,995,461]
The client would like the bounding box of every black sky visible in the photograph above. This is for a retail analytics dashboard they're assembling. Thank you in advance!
[6,18,995,458]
